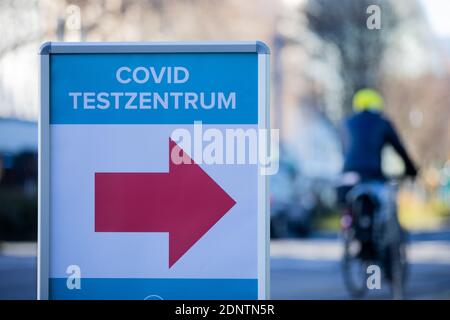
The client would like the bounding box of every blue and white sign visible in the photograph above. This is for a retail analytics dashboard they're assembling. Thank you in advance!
[38,42,270,300]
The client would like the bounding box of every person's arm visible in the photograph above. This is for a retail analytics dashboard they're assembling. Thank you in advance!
[385,119,418,177]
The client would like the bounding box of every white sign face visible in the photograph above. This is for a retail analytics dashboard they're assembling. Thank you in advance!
[38,42,270,300]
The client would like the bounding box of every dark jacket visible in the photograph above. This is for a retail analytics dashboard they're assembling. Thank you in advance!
[341,111,417,181]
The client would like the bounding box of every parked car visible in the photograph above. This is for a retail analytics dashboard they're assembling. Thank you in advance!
[270,152,316,238]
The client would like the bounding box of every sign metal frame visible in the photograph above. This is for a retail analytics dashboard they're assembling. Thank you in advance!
[38,41,270,300]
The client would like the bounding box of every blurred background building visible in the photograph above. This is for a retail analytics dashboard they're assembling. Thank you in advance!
[0,0,449,299]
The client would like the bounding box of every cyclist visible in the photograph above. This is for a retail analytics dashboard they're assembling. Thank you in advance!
[339,88,418,258]
[341,88,417,182]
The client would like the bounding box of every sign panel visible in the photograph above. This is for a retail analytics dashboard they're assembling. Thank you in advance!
[38,42,269,300]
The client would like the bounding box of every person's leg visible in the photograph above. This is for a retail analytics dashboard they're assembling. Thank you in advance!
[348,182,380,259]
[368,182,398,247]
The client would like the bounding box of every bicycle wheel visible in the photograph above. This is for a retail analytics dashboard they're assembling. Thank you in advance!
[342,230,370,298]
[388,235,408,299]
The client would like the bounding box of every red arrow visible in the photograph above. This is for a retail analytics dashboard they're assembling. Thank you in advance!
[95,138,236,268]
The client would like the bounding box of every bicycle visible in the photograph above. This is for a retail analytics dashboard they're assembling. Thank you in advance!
[338,176,408,299]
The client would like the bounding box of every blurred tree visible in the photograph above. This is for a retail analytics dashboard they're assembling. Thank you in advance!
[0,0,276,120]
[304,0,397,114]
[302,0,450,168]
[382,74,450,167]
[0,0,41,57]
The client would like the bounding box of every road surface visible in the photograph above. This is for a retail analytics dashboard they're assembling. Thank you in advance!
[1,231,450,299]
[271,230,450,299]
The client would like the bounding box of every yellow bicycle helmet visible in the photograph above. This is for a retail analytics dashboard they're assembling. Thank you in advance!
[353,88,384,112]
